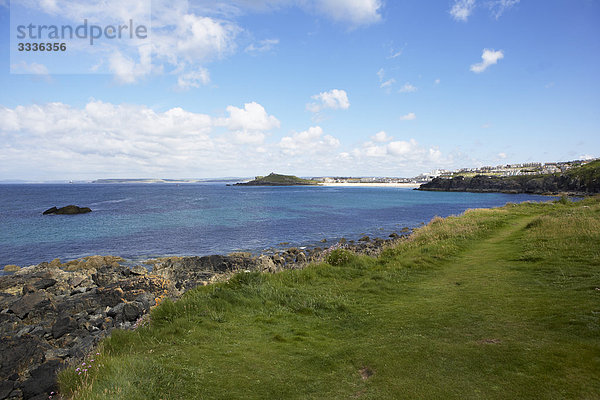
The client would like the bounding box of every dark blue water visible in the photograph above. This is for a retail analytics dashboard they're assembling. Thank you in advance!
[0,183,553,267]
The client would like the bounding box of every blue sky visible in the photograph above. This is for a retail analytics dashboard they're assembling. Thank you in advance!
[0,0,599,180]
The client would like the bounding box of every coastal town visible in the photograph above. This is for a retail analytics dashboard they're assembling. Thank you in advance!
[313,158,599,185]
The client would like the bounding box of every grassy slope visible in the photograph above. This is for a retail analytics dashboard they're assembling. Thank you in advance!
[567,160,600,188]
[59,197,600,399]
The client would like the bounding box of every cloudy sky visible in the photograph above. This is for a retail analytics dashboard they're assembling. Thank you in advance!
[0,0,599,180]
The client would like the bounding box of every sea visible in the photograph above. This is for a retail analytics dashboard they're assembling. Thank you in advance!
[0,183,554,269]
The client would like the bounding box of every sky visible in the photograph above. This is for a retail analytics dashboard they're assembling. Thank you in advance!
[0,0,599,181]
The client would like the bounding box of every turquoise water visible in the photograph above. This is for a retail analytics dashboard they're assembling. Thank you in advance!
[0,183,553,267]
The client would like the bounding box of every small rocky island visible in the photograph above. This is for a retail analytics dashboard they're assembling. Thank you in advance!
[234,173,319,186]
[43,205,92,215]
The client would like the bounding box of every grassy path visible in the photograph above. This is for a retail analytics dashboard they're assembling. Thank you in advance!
[60,199,600,399]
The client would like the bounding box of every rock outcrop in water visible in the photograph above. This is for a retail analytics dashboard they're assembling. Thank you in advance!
[42,205,92,215]
[0,231,411,399]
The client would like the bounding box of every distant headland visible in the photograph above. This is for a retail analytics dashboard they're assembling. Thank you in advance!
[419,159,600,195]
[234,173,319,186]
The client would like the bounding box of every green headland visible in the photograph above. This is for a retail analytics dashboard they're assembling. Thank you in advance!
[234,172,319,186]
[60,196,600,399]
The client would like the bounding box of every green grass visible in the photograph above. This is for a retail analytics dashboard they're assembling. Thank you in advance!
[567,160,600,189]
[59,197,600,399]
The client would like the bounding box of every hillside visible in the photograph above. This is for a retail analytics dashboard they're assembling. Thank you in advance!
[235,173,319,186]
[420,160,600,194]
[59,196,600,399]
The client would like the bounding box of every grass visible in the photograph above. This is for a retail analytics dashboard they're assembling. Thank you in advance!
[58,196,600,399]
[567,159,600,189]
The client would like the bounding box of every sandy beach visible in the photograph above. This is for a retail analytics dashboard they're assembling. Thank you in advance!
[319,182,422,188]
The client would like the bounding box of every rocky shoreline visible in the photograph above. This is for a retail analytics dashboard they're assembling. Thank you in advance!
[418,173,599,195]
[0,232,408,400]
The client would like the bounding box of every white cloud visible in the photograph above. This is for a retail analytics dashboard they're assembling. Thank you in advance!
[15,0,380,87]
[398,83,417,93]
[279,126,340,156]
[108,48,151,84]
[193,0,382,27]
[307,89,350,113]
[388,47,403,59]
[153,13,240,65]
[387,139,419,156]
[450,0,476,22]
[312,0,383,27]
[470,49,504,73]
[489,0,520,19]
[332,133,454,177]
[377,69,395,90]
[399,112,416,121]
[177,68,211,90]
[245,38,279,54]
[224,102,280,131]
[434,78,441,85]
[10,61,50,75]
[380,79,396,88]
[498,152,507,159]
[481,123,491,129]
[349,137,445,173]
[0,100,286,179]
[371,131,392,143]
[580,154,595,161]
[450,0,520,22]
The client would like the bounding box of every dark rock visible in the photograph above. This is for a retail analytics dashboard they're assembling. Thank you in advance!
[42,207,58,215]
[22,284,36,295]
[153,255,259,291]
[0,335,49,381]
[30,325,46,337]
[122,301,144,322]
[43,205,92,215]
[94,287,125,307]
[52,316,78,339]
[107,302,125,319]
[22,359,62,399]
[29,394,52,400]
[92,265,130,286]
[0,312,21,335]
[419,171,600,195]
[68,275,85,288]
[0,380,13,400]
[359,236,370,242]
[389,233,400,238]
[8,291,49,319]
[33,278,57,291]
[130,265,148,275]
